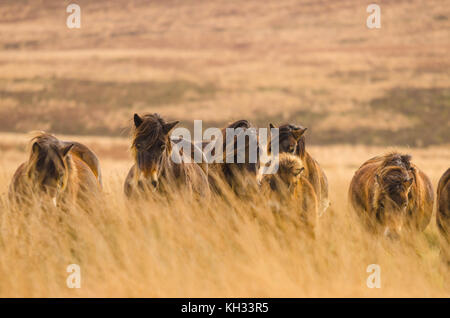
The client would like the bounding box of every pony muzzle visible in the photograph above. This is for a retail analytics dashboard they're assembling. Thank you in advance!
[150,170,158,189]
[384,227,401,240]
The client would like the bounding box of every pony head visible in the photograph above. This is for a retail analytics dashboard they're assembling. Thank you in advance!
[131,113,179,190]
[268,123,307,156]
[375,154,414,238]
[26,133,74,205]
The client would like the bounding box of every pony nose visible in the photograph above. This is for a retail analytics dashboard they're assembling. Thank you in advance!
[150,169,158,188]
[384,228,400,240]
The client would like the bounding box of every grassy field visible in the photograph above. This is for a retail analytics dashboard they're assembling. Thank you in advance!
[0,0,449,297]
[0,133,449,297]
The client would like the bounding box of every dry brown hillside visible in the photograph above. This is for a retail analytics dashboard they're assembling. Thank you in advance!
[0,0,449,145]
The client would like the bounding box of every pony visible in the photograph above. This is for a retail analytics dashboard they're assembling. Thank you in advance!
[259,153,318,235]
[9,132,102,208]
[123,113,210,199]
[205,119,260,196]
[268,123,329,216]
[348,152,434,238]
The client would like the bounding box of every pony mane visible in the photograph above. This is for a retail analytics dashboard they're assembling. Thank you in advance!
[380,152,412,170]
[27,131,60,153]
[220,119,257,158]
[131,113,168,150]
[376,153,414,190]
[25,132,73,190]
[223,119,252,131]
[27,131,64,166]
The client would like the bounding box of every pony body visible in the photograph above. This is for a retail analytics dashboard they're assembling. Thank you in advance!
[260,153,318,235]
[205,119,260,196]
[9,132,102,208]
[349,152,433,238]
[268,123,329,216]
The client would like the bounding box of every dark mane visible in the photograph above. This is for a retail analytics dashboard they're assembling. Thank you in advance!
[28,132,66,170]
[220,119,257,159]
[278,123,302,133]
[132,113,169,150]
[376,153,414,188]
[380,152,412,170]
[23,132,74,194]
[29,132,61,150]
[223,119,252,131]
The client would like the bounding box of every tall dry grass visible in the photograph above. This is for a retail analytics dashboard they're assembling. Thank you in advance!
[0,136,448,297]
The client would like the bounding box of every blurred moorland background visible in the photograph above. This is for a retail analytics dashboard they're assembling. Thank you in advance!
[0,0,449,145]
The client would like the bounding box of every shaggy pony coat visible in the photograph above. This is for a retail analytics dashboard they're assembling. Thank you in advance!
[268,123,329,216]
[260,153,318,235]
[349,153,433,236]
[124,113,210,199]
[204,119,260,196]
[9,132,102,208]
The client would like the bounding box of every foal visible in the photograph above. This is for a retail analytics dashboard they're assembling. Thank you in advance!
[259,153,319,235]
[267,123,329,216]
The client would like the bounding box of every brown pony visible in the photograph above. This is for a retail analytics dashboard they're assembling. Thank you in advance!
[260,153,318,235]
[205,119,260,195]
[9,132,102,208]
[268,123,329,216]
[123,113,210,199]
[348,152,434,238]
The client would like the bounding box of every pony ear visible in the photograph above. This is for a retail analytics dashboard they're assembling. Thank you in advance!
[267,123,277,154]
[292,127,307,141]
[60,144,74,157]
[163,121,180,134]
[134,113,143,128]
